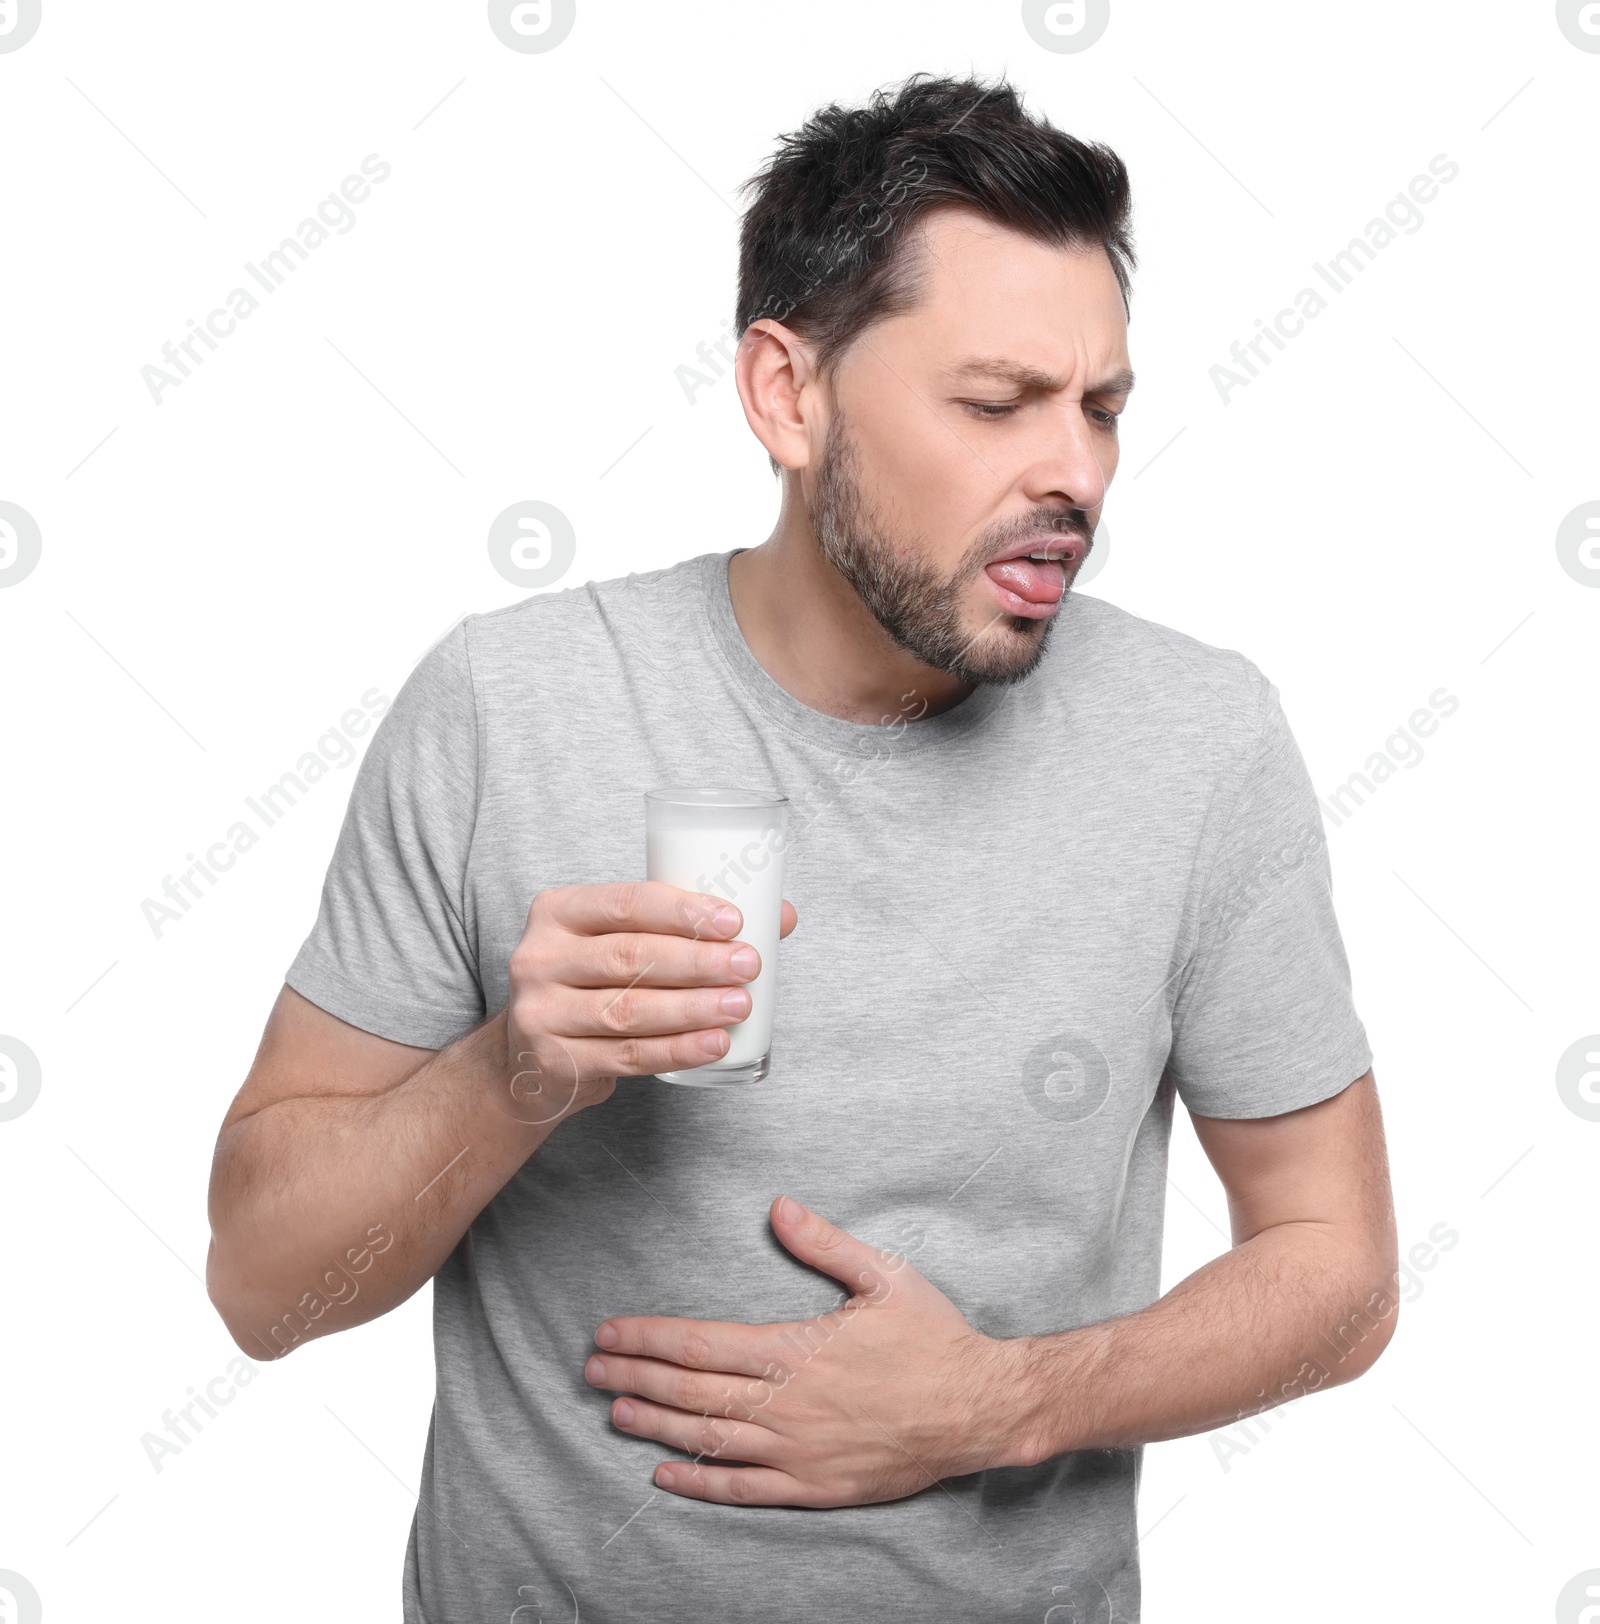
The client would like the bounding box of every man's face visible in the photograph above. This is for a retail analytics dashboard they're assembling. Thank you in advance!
[804,207,1133,685]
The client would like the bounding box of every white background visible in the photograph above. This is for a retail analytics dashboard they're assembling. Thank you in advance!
[1,2,1595,1619]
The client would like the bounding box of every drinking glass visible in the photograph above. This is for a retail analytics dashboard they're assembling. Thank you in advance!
[644,787,788,1086]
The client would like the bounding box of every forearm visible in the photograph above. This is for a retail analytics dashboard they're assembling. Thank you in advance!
[206,1009,565,1357]
[990,1219,1399,1467]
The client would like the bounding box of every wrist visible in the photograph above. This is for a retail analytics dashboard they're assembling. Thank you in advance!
[974,1325,1106,1471]
[491,1011,615,1128]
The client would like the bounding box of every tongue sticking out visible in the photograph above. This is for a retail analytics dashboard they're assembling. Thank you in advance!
[984,557,1067,606]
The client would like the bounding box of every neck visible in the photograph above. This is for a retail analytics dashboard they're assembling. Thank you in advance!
[725,490,974,726]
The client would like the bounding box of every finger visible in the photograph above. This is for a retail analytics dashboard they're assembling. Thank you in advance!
[552,983,752,1040]
[561,1027,736,1080]
[610,1397,784,1467]
[769,1195,905,1300]
[584,1353,758,1419]
[551,930,760,992]
[652,1459,816,1507]
[779,899,798,939]
[541,881,743,941]
[594,1315,775,1379]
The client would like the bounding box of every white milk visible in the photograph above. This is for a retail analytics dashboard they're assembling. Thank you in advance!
[644,789,788,1085]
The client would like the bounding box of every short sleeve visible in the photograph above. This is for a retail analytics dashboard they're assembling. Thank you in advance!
[284,621,487,1049]
[1166,673,1372,1119]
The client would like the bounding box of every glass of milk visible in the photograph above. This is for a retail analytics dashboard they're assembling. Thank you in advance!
[645,787,789,1086]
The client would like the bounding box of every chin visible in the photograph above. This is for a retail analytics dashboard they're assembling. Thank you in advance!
[957,612,1054,686]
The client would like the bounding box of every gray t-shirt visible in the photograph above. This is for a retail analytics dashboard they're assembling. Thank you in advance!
[286,548,1371,1623]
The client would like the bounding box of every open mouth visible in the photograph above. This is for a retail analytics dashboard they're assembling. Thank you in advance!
[981,542,1082,618]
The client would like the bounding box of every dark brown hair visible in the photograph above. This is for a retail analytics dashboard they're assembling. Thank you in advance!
[736,72,1136,394]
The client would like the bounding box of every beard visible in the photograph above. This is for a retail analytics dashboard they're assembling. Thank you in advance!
[807,414,1094,687]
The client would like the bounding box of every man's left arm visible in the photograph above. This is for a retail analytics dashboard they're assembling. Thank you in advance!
[998,1066,1398,1464]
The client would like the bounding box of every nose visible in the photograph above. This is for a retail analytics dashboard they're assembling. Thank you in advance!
[1022,403,1113,515]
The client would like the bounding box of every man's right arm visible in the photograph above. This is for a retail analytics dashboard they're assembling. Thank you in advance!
[206,882,775,1360]
[206,988,555,1359]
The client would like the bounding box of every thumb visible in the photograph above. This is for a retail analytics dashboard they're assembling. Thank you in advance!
[770,1195,909,1302]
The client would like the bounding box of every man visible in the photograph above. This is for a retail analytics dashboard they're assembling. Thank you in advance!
[207,74,1397,1622]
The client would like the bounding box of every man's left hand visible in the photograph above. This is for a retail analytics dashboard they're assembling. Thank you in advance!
[582,1195,1042,1507]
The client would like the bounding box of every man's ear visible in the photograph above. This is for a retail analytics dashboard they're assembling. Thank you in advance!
[735,319,819,473]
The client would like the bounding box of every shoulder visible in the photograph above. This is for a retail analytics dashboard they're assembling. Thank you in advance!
[1053,591,1277,765]
[1061,592,1273,721]
[425,552,716,694]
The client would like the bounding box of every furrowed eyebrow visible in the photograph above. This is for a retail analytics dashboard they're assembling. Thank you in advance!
[945,358,1137,396]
